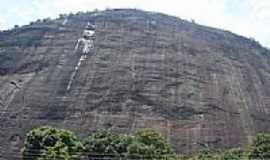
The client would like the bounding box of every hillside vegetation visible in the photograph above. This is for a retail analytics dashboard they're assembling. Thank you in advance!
[22,126,270,160]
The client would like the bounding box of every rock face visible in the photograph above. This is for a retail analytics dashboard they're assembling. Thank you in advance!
[1,9,270,157]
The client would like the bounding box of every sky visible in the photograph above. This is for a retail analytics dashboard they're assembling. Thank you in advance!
[0,0,270,47]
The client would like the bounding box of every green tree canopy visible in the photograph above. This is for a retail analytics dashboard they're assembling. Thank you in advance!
[248,133,270,159]
[83,129,176,159]
[22,126,83,160]
[132,128,176,159]
[220,148,247,160]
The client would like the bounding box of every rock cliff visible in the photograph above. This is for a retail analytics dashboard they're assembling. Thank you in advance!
[1,9,270,157]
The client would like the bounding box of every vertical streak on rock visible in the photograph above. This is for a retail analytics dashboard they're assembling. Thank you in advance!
[0,73,34,119]
[210,71,218,147]
[131,52,137,132]
[229,60,254,143]
[247,65,268,122]
[0,86,19,113]
[174,35,180,106]
[66,55,84,91]
[66,23,95,91]
[161,39,170,142]
[161,45,166,102]
[62,18,68,26]
[238,67,255,143]
[181,37,193,153]
[166,119,171,145]
[198,69,205,147]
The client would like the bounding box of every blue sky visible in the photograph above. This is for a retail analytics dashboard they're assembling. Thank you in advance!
[0,0,270,47]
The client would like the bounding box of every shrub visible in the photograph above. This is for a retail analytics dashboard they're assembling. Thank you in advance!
[133,128,176,159]
[248,133,270,159]
[83,129,176,159]
[220,148,247,160]
[22,126,83,160]
[188,149,219,160]
[83,130,120,154]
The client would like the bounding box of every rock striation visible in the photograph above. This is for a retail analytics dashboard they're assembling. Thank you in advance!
[0,9,270,158]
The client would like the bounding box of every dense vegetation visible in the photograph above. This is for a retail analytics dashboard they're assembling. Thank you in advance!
[22,126,270,160]
[22,126,175,160]
[22,126,83,160]
[181,133,270,160]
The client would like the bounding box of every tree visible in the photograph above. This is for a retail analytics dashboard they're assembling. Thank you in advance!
[23,127,176,160]
[59,14,67,19]
[126,140,153,159]
[83,129,176,160]
[83,130,134,159]
[83,130,118,154]
[132,128,176,159]
[187,149,219,160]
[220,148,247,160]
[22,126,83,160]
[248,133,270,159]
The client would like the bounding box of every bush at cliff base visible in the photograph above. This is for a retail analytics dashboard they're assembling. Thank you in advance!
[185,133,270,160]
[22,126,270,160]
[248,133,270,159]
[220,148,247,160]
[22,126,83,160]
[83,128,176,159]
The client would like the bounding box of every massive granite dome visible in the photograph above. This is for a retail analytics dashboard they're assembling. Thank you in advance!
[1,9,270,157]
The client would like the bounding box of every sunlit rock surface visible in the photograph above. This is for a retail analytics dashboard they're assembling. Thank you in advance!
[1,9,270,157]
